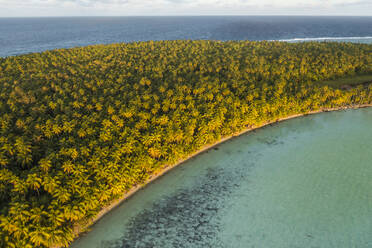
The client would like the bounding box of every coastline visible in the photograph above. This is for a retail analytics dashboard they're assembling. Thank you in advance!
[68,103,372,247]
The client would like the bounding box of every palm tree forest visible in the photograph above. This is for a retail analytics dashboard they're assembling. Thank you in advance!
[0,40,371,247]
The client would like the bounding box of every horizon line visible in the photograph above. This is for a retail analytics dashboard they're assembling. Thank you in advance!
[1,14,372,18]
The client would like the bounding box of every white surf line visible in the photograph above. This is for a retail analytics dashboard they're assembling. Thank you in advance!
[269,36,372,42]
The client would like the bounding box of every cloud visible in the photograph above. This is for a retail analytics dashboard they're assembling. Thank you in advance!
[0,0,371,16]
[334,0,372,6]
[63,0,130,5]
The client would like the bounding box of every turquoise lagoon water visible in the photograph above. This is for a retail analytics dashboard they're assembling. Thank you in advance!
[71,108,372,248]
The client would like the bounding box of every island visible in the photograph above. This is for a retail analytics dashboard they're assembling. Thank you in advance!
[0,40,371,248]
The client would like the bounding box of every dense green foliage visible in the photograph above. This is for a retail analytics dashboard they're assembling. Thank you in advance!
[319,73,372,88]
[0,40,371,247]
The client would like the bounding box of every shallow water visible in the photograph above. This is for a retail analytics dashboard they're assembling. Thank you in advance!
[71,108,372,248]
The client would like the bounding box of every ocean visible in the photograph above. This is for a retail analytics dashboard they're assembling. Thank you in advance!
[0,16,372,57]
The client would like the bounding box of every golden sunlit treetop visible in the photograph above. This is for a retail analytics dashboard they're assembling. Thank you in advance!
[0,40,371,247]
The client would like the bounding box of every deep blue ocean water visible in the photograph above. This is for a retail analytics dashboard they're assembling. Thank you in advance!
[0,16,371,57]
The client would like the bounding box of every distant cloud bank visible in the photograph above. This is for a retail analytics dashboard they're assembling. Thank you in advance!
[0,0,371,17]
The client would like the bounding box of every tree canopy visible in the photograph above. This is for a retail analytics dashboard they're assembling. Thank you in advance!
[0,40,371,247]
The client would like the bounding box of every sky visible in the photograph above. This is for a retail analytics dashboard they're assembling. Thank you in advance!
[0,0,371,17]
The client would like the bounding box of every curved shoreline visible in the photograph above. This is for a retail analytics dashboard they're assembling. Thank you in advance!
[68,104,372,247]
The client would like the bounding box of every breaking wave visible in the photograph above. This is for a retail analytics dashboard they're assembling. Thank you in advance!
[272,36,372,42]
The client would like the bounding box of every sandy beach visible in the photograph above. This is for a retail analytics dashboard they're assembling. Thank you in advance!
[67,103,372,246]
